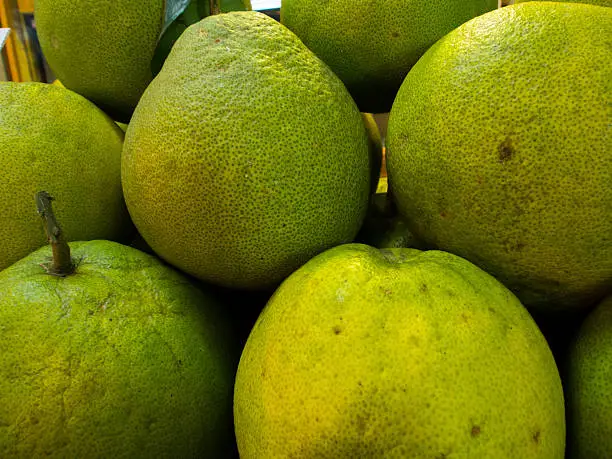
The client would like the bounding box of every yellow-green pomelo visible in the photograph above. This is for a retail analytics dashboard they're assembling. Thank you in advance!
[35,0,165,122]
[0,240,237,458]
[234,244,565,457]
[280,0,498,113]
[0,82,130,272]
[567,295,612,458]
[122,12,371,291]
[387,3,612,312]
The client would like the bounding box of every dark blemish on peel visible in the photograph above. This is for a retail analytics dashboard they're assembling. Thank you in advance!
[498,136,515,162]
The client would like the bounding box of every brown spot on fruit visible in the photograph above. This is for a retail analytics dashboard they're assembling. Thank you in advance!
[471,425,481,437]
[332,325,342,335]
[498,136,515,162]
[533,430,541,444]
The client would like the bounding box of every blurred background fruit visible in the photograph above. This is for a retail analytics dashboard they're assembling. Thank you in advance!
[281,0,498,113]
[34,0,166,122]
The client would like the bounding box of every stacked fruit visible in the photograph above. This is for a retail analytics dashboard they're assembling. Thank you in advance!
[0,0,610,457]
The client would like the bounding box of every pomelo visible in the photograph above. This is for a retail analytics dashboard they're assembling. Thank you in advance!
[234,244,565,457]
[35,0,165,122]
[0,194,236,457]
[566,295,612,458]
[122,12,371,291]
[387,2,612,311]
[280,0,498,113]
[0,82,130,272]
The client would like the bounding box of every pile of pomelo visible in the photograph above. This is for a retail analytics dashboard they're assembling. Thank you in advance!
[0,0,610,457]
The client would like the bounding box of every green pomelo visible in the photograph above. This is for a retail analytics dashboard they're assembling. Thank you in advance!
[122,12,371,291]
[566,295,612,458]
[234,244,565,457]
[280,0,498,113]
[0,83,130,272]
[387,3,612,312]
[0,240,236,458]
[35,0,165,122]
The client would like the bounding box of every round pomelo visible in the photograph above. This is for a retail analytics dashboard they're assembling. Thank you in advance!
[0,82,131,272]
[35,0,165,122]
[566,295,612,458]
[234,244,565,458]
[122,12,371,291]
[387,2,612,312]
[0,240,236,457]
[280,0,498,113]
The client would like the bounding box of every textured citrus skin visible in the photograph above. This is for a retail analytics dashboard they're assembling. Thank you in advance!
[0,83,130,272]
[35,0,165,122]
[387,3,612,312]
[234,244,565,458]
[122,12,370,291]
[280,0,498,113]
[0,240,236,458]
[567,295,612,458]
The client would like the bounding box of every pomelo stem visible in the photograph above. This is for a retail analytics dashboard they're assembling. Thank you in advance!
[36,191,74,276]
[209,0,221,15]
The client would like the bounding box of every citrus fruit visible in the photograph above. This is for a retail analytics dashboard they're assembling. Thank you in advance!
[0,82,130,272]
[122,12,371,290]
[0,237,237,457]
[567,294,612,458]
[387,2,612,311]
[281,0,498,113]
[234,244,565,457]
